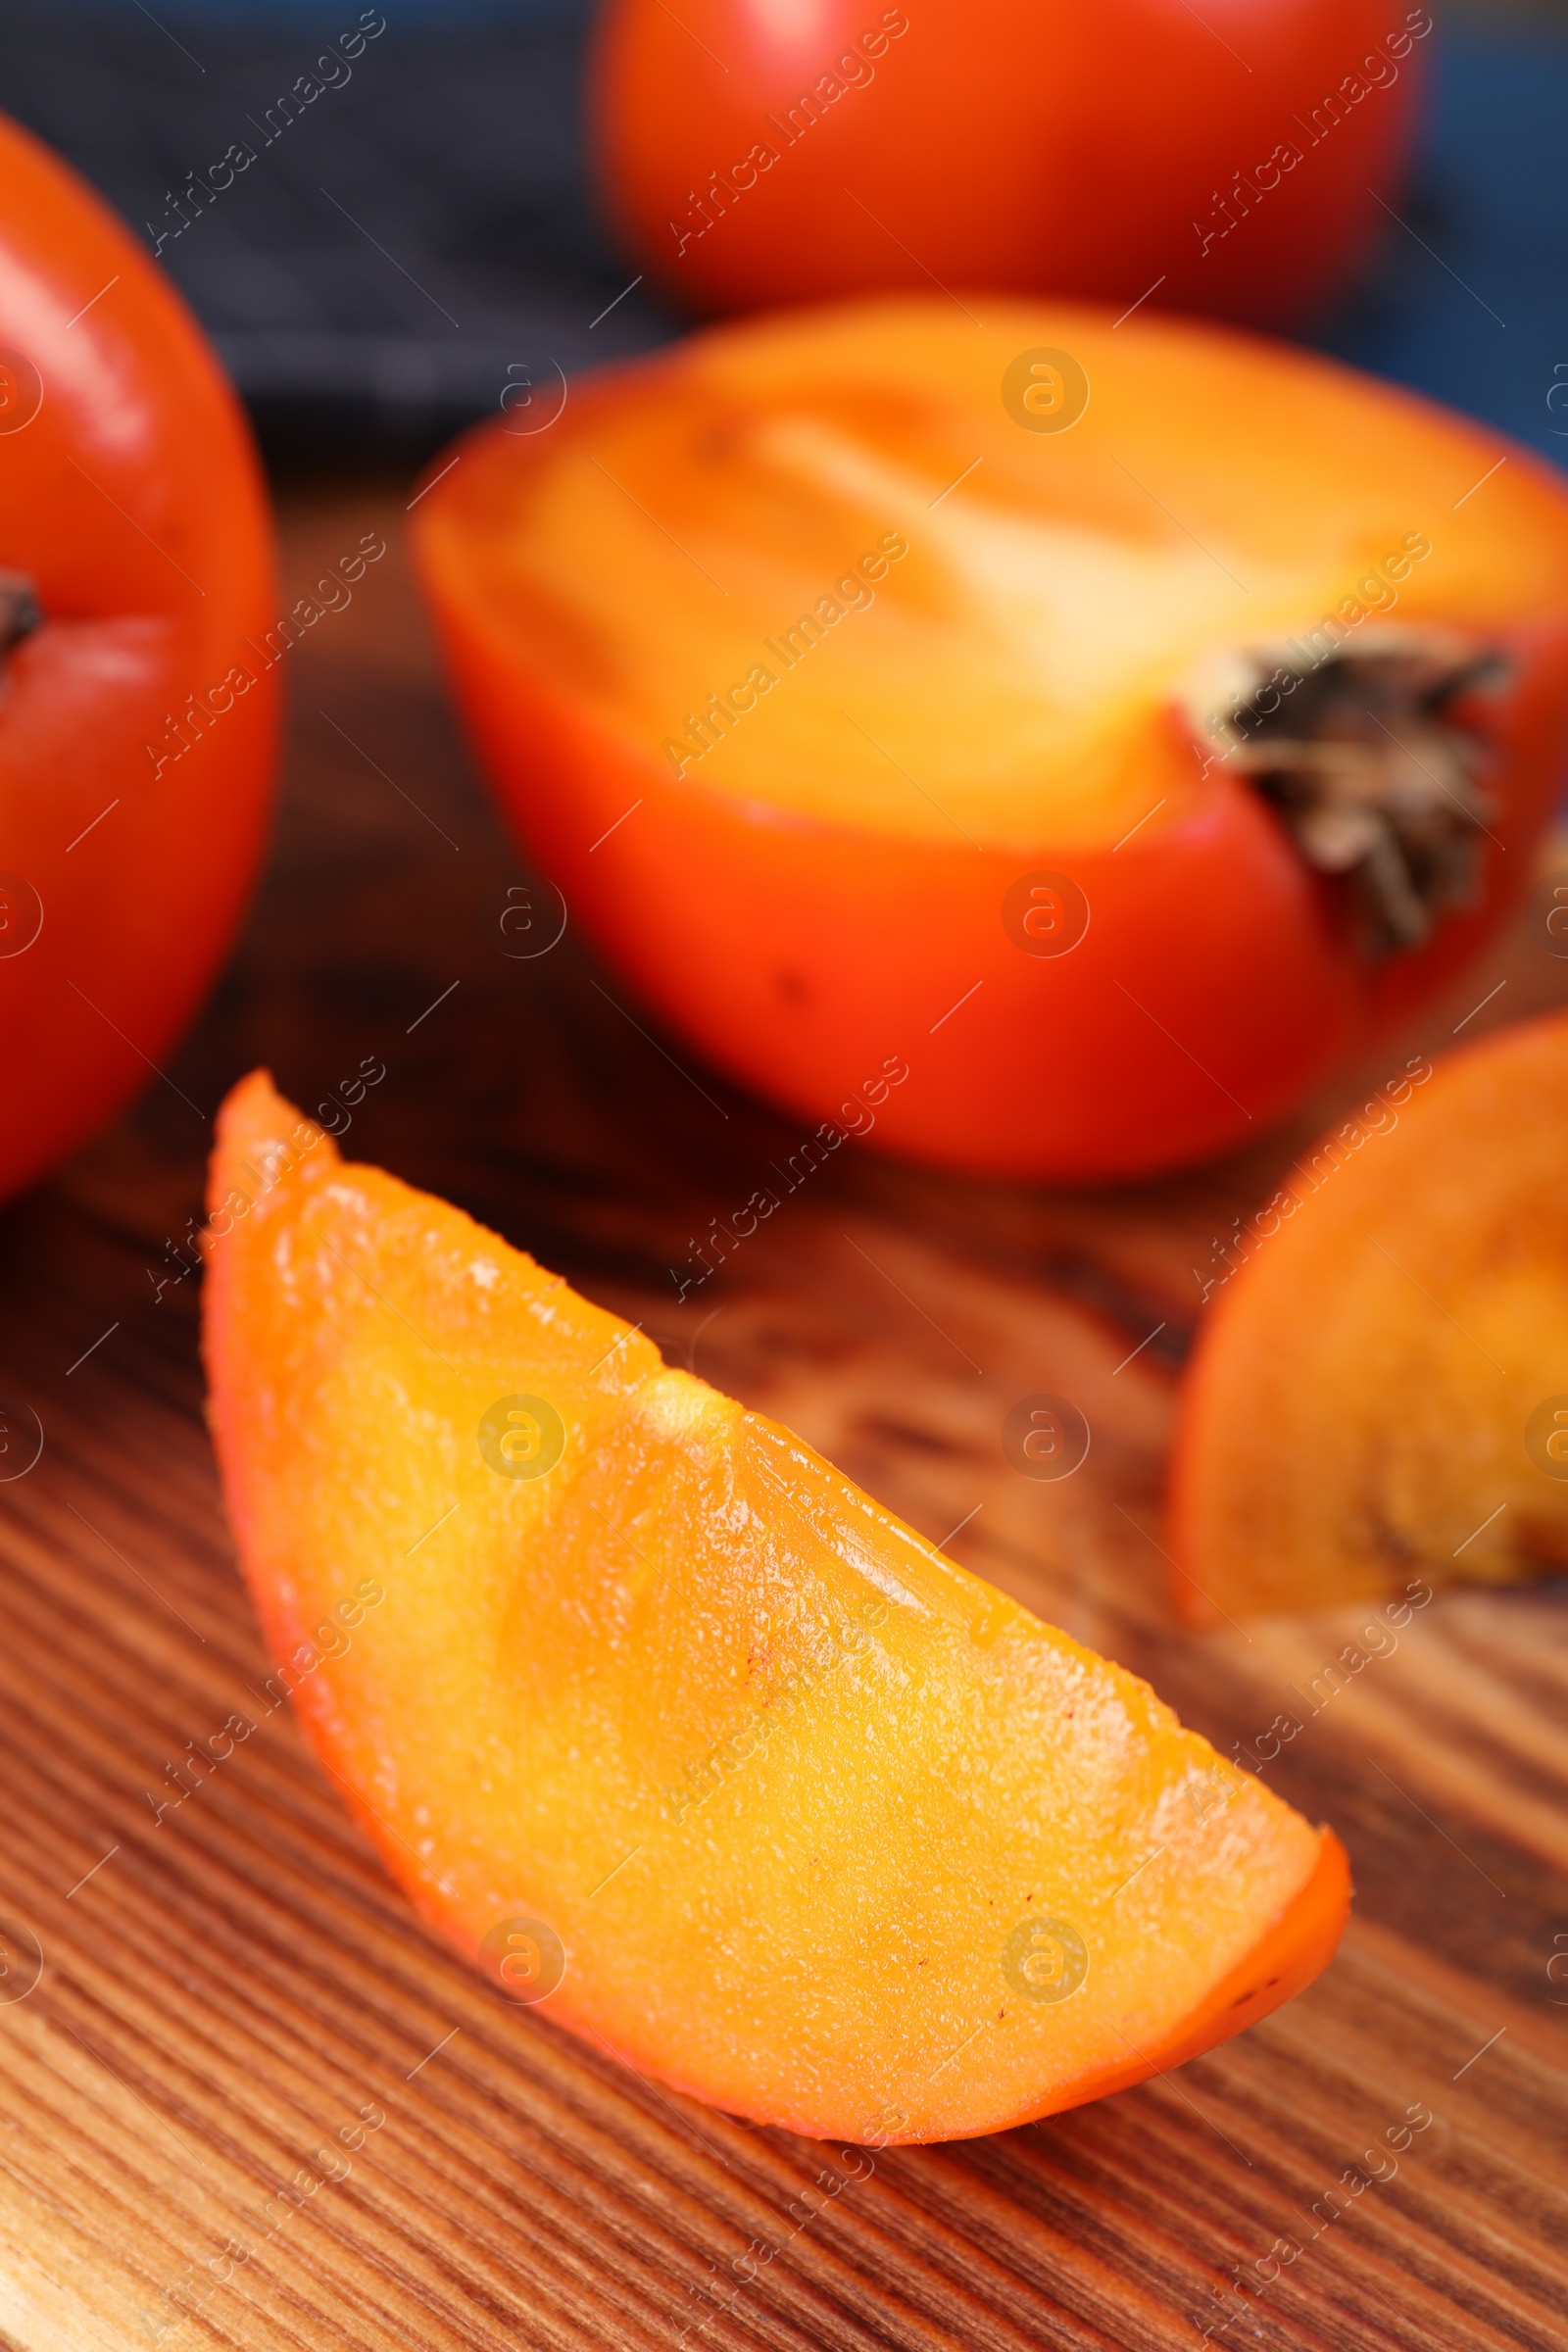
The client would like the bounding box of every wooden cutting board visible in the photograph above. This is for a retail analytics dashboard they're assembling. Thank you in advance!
[1,479,1565,2352]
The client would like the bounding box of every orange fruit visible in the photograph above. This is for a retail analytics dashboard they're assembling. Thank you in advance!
[0,112,277,1204]
[204,1072,1348,2142]
[1172,1009,1568,1623]
[413,296,1568,1184]
[588,0,1426,330]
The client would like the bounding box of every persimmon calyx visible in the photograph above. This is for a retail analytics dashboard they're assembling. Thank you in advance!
[0,572,40,670]
[1195,634,1504,953]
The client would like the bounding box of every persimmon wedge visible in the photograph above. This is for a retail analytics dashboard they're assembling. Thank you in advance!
[1172,1009,1568,1623]
[204,1072,1348,2143]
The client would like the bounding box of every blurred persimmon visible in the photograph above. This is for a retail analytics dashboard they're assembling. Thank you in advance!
[590,0,1430,327]
[0,114,278,1203]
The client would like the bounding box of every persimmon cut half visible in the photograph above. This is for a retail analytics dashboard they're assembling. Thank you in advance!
[414,297,1568,1181]
[1172,1009,1568,1624]
[203,1072,1348,2143]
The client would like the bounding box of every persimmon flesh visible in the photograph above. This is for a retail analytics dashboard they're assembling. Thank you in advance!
[203,1073,1348,2143]
[414,298,1568,1182]
[1171,1010,1568,1623]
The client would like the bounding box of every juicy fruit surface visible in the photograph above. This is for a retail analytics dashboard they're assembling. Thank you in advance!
[412,294,1568,1188]
[416,298,1568,855]
[206,1077,1346,2141]
[1173,1010,1568,1622]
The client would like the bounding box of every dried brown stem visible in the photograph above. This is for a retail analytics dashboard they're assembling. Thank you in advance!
[0,571,40,669]
[1192,632,1504,953]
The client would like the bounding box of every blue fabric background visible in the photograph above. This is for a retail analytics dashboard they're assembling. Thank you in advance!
[6,14,1565,463]
[1317,34,1568,469]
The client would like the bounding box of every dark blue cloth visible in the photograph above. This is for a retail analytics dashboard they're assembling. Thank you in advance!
[0,11,1561,463]
[1315,33,1568,471]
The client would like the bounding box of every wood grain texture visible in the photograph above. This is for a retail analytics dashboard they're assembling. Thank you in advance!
[1,479,1566,2352]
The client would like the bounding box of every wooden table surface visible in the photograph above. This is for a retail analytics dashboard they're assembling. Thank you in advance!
[2,476,1566,2352]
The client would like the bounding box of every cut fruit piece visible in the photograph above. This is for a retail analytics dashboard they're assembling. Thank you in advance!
[203,1072,1349,2143]
[413,295,1568,1182]
[1172,1009,1568,1624]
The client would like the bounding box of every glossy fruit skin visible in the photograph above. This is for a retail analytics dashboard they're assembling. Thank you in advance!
[591,0,1429,327]
[204,1072,1349,2143]
[0,113,277,1203]
[1171,1009,1568,1623]
[414,297,1568,1185]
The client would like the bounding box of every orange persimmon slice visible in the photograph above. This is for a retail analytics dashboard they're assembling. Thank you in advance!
[1172,1008,1568,1624]
[203,1072,1348,2142]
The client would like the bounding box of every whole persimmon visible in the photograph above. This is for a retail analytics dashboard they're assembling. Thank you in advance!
[590,0,1430,327]
[204,1072,1349,2144]
[414,297,1568,1183]
[0,114,277,1204]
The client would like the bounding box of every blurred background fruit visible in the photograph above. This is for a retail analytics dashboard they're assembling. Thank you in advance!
[591,0,1429,329]
[0,112,277,1204]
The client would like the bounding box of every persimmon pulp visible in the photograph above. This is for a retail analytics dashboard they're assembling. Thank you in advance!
[204,1073,1349,2143]
[413,299,1568,1183]
[1172,1009,1568,1623]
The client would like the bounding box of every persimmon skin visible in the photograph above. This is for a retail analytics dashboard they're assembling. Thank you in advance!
[590,0,1428,328]
[430,641,1363,1178]
[0,114,277,1203]
[414,299,1568,1184]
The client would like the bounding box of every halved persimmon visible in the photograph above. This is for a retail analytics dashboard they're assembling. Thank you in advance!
[203,1072,1348,2142]
[413,297,1568,1182]
[1172,1009,1568,1624]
